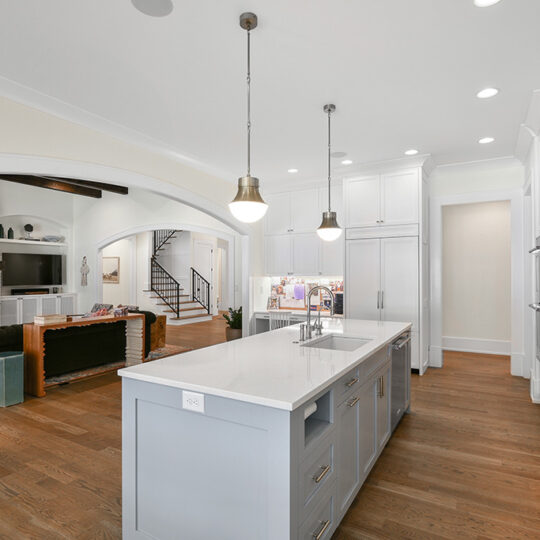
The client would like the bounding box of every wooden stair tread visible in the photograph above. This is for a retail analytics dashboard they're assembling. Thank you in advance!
[169,313,211,321]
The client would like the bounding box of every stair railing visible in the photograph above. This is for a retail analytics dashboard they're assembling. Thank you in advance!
[151,257,181,317]
[191,267,210,314]
[153,229,178,255]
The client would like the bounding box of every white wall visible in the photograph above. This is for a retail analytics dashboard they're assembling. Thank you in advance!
[442,201,511,346]
[102,238,133,307]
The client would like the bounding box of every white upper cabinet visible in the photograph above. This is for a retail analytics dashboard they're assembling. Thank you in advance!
[264,192,291,235]
[292,233,320,275]
[344,170,420,228]
[380,170,419,226]
[344,176,380,228]
[319,235,344,276]
[265,234,292,276]
[291,188,320,233]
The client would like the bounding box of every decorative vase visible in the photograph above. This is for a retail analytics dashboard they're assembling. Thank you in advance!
[7,228,14,239]
[225,327,242,341]
[0,224,4,238]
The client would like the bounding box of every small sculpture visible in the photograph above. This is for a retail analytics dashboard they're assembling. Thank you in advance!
[7,227,14,239]
[24,224,34,240]
[80,256,90,287]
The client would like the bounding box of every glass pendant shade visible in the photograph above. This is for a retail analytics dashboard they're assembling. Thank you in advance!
[317,211,343,241]
[229,175,268,223]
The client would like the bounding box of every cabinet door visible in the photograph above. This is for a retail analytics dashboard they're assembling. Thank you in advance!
[22,297,38,323]
[265,235,292,276]
[344,176,380,228]
[60,295,75,315]
[319,235,344,276]
[41,296,58,315]
[264,192,291,235]
[380,170,419,226]
[345,239,380,320]
[358,378,377,478]
[0,297,20,326]
[376,364,392,451]
[336,395,360,514]
[292,233,320,276]
[291,188,320,233]
[380,236,418,329]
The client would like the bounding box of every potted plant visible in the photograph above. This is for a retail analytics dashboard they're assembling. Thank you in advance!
[223,307,242,341]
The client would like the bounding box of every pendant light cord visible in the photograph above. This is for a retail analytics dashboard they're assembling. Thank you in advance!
[327,108,332,212]
[247,26,251,177]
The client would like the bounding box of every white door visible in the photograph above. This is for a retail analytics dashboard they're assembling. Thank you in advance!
[193,241,214,312]
[60,295,75,316]
[380,236,418,329]
[21,296,38,323]
[0,297,20,325]
[41,296,58,315]
[319,235,344,276]
[380,170,419,226]
[345,239,381,320]
[265,235,292,276]
[290,188,320,233]
[292,233,320,275]
[345,176,380,228]
[264,192,291,235]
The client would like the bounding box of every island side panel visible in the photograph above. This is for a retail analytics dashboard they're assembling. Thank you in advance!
[122,378,293,540]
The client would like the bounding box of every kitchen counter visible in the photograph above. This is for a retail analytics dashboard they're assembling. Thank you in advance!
[119,318,410,411]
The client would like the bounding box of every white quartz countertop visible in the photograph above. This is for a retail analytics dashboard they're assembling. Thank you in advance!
[119,319,411,411]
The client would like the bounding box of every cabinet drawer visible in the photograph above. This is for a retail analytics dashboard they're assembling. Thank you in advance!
[335,367,360,404]
[299,483,336,540]
[300,436,335,515]
[358,346,389,380]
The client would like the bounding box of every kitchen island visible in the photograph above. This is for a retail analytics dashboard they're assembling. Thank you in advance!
[119,318,411,540]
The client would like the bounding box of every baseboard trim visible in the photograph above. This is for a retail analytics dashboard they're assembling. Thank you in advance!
[531,369,540,404]
[442,336,511,356]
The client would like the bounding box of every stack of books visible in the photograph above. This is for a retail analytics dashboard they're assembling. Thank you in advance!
[33,314,68,325]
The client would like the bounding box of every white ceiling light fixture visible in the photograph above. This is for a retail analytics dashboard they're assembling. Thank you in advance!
[477,87,499,99]
[131,0,173,17]
[317,104,342,242]
[341,159,353,165]
[288,168,298,173]
[478,136,495,144]
[473,0,502,6]
[404,149,419,156]
[229,13,268,224]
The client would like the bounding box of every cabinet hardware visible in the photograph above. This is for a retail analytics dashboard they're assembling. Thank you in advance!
[377,377,382,398]
[381,291,384,309]
[347,396,360,407]
[377,291,380,309]
[381,375,384,397]
[313,465,331,483]
[345,377,359,388]
[313,519,330,539]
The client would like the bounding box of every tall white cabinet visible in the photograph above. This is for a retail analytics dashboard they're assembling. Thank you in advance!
[344,165,429,373]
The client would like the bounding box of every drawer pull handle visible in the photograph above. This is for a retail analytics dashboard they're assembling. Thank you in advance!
[313,519,331,539]
[313,465,331,483]
[345,377,359,388]
[347,396,360,407]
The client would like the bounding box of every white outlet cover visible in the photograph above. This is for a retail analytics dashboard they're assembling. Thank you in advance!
[182,390,205,413]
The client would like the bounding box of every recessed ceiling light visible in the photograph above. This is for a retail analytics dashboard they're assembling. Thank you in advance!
[478,137,495,144]
[330,151,347,158]
[404,149,419,156]
[287,168,298,173]
[473,0,502,6]
[341,160,353,165]
[477,87,499,99]
[131,0,173,17]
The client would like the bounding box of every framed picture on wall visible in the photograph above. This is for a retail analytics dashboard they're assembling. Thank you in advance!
[102,257,120,284]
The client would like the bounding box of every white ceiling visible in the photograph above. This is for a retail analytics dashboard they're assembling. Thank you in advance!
[0,0,539,184]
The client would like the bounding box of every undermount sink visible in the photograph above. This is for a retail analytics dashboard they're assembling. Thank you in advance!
[302,334,373,352]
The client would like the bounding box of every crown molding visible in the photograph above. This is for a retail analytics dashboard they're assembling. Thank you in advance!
[515,89,540,164]
[0,75,235,183]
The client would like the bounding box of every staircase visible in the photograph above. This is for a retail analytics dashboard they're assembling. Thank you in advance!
[146,230,213,325]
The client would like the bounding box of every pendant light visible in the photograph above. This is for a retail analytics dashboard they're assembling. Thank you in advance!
[229,12,268,224]
[317,104,342,241]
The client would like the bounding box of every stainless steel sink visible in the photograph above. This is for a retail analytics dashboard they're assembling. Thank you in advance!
[302,334,372,352]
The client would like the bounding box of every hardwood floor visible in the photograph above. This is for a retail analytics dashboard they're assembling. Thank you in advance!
[0,340,538,539]
[165,311,228,350]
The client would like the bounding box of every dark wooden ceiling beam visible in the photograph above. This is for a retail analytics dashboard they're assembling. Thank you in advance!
[43,176,129,195]
[0,174,102,199]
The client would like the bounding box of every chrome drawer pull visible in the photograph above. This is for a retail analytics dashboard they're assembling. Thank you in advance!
[313,519,330,539]
[347,396,360,407]
[313,465,331,483]
[345,377,359,388]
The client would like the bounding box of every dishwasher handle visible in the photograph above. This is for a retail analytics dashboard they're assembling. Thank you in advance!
[392,335,411,350]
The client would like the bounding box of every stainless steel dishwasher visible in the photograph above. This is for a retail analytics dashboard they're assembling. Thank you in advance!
[391,332,411,432]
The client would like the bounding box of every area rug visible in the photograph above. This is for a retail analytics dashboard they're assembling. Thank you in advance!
[145,344,193,361]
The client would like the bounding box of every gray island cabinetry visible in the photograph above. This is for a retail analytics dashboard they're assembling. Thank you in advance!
[120,319,410,540]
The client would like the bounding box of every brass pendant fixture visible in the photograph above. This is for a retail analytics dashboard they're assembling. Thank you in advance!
[229,12,268,224]
[317,104,342,241]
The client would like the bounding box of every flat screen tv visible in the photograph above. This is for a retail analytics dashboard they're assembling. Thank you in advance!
[1,253,63,286]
